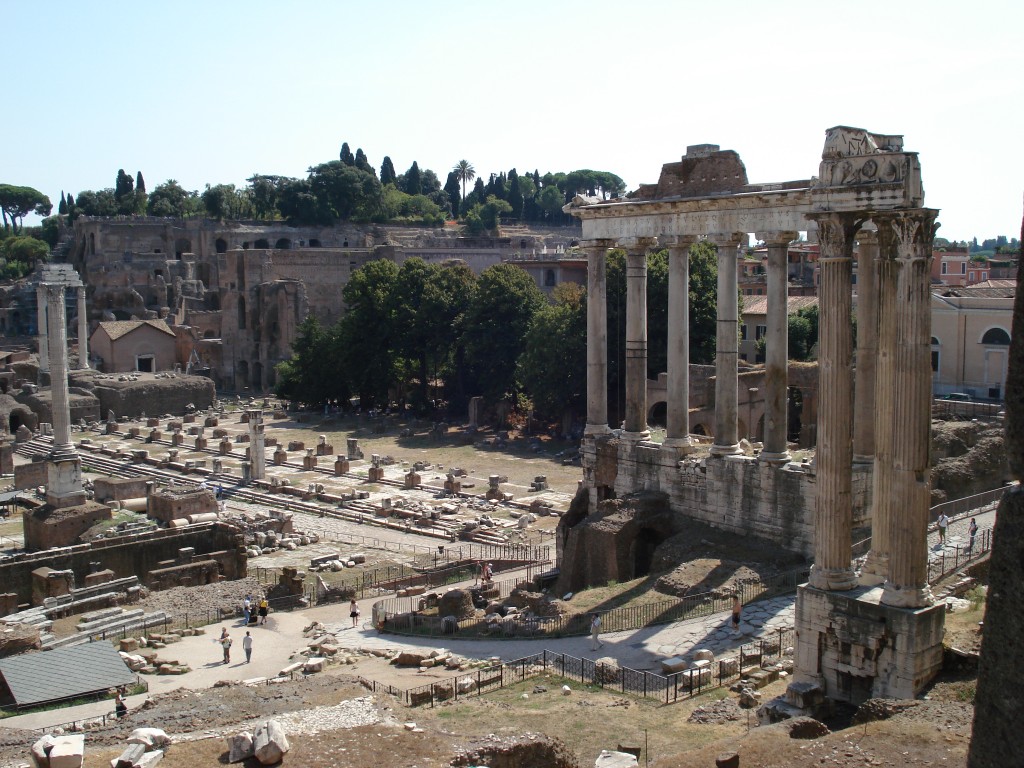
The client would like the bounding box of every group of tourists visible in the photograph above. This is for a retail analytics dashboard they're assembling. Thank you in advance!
[242,594,270,626]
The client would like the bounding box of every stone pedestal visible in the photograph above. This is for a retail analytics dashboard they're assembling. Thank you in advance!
[147,418,160,428]
[303,452,318,470]
[241,461,252,485]
[334,457,350,475]
[790,584,944,705]
[147,429,162,443]
[195,437,208,450]
[205,416,219,428]
[274,447,287,465]
[316,442,334,456]
[368,466,385,482]
[404,470,421,489]
[171,432,184,446]
[104,422,117,435]
[218,439,231,454]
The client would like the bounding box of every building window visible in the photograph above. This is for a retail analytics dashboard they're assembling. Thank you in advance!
[740,325,748,341]
[756,325,767,341]
[969,272,975,282]
[981,327,1011,345]
[961,262,966,274]
[544,269,556,287]
[941,262,947,275]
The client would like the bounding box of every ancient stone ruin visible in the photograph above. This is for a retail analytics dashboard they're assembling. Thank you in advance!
[563,126,942,706]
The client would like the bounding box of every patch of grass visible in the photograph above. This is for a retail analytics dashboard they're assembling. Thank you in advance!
[965,586,986,611]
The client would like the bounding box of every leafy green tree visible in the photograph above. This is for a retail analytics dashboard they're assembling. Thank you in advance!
[0,185,52,233]
[420,169,441,196]
[340,142,355,166]
[354,148,374,176]
[507,169,524,220]
[452,160,475,200]
[307,161,383,222]
[276,178,325,225]
[380,187,445,226]
[463,196,511,235]
[72,189,118,218]
[247,174,288,220]
[337,259,400,406]
[380,156,397,186]
[787,307,817,361]
[0,235,49,279]
[274,316,345,406]
[443,172,461,219]
[517,283,587,419]
[686,241,719,364]
[536,185,565,223]
[135,172,147,214]
[114,169,135,214]
[147,180,197,218]
[463,263,546,403]
[404,161,422,196]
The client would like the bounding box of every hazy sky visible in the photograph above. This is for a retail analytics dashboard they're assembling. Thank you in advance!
[5,0,1021,241]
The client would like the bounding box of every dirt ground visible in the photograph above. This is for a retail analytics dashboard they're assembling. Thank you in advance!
[0,661,976,768]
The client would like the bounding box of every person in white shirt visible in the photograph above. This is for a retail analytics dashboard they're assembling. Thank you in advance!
[937,512,949,545]
[242,631,253,663]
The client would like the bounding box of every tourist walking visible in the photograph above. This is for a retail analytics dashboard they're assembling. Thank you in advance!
[968,517,978,553]
[114,691,128,719]
[242,631,253,663]
[258,598,269,625]
[589,613,604,651]
[937,512,949,545]
[731,595,742,636]
[349,599,360,628]
[243,594,252,625]
[220,630,233,664]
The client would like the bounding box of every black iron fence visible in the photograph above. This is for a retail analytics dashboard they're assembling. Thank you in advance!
[371,632,795,708]
[373,568,807,640]
[928,528,993,584]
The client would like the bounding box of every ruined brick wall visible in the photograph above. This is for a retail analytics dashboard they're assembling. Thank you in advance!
[0,522,245,603]
[92,477,149,503]
[22,501,112,551]
[68,372,215,419]
[148,487,217,523]
[14,390,101,426]
[14,460,48,490]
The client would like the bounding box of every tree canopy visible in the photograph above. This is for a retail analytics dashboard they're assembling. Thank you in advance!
[0,185,52,233]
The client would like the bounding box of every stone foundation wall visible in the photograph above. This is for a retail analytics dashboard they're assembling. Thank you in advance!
[793,585,945,703]
[93,477,150,503]
[14,460,48,490]
[582,435,872,560]
[148,487,218,524]
[0,522,246,603]
[69,373,215,419]
[23,501,112,550]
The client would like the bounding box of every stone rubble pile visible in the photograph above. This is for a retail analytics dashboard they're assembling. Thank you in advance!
[29,727,171,768]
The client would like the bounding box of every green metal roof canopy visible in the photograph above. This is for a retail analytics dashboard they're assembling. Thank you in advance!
[0,642,136,708]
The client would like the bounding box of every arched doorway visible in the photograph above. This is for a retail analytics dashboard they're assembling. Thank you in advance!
[215,238,228,254]
[648,401,667,428]
[632,528,661,578]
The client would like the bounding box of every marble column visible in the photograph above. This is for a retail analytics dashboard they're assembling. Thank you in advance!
[860,226,898,586]
[622,238,656,441]
[46,284,74,453]
[880,210,940,608]
[760,232,797,464]
[583,239,613,436]
[711,237,742,456]
[36,284,49,376]
[77,287,89,369]
[807,213,859,591]
[853,230,879,463]
[663,237,696,453]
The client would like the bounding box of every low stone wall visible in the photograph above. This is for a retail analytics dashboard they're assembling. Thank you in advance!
[93,477,150,503]
[0,521,246,604]
[68,371,215,419]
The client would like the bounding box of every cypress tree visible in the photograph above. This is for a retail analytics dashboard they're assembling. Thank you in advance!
[340,143,355,166]
[58,192,67,216]
[405,161,422,195]
[381,156,397,186]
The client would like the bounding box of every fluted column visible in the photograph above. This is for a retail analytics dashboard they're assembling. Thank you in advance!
[881,210,940,608]
[760,232,797,463]
[853,230,879,462]
[622,238,656,441]
[583,240,613,436]
[36,284,49,376]
[46,284,73,454]
[711,236,742,456]
[860,226,898,586]
[663,237,696,453]
[77,287,89,369]
[807,213,860,591]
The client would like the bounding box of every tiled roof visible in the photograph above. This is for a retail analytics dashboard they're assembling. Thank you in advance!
[936,285,1016,299]
[742,295,818,316]
[0,642,136,707]
[97,319,174,341]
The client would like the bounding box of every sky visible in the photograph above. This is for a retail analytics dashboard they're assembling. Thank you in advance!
[4,0,1022,242]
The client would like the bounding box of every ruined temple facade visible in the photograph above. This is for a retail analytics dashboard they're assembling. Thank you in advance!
[565,127,943,704]
[64,220,577,392]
